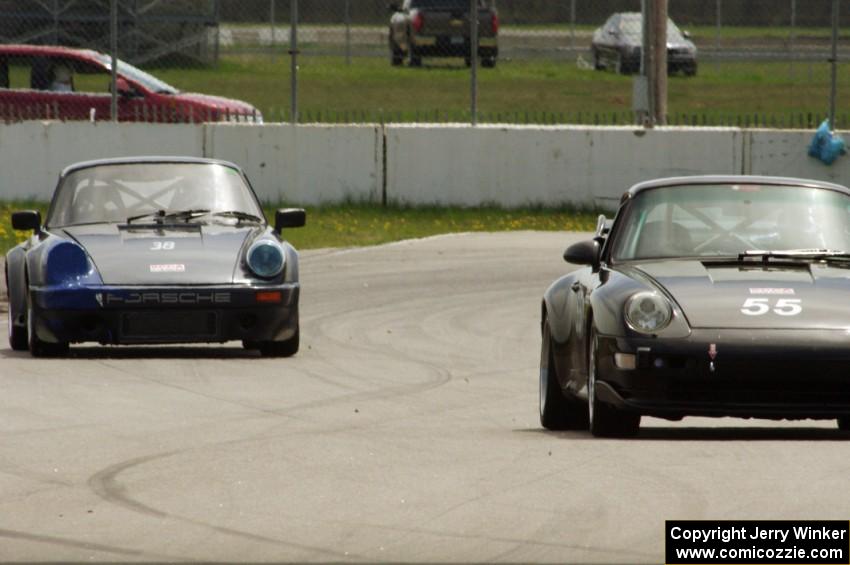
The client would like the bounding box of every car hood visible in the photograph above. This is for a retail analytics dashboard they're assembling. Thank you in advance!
[624,259,850,330]
[61,224,256,284]
[173,92,259,115]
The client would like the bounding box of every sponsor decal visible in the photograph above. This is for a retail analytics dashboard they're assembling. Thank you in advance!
[150,264,186,273]
[749,287,794,295]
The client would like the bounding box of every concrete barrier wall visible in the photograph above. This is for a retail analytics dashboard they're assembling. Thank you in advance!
[205,124,383,204]
[386,125,745,207]
[747,129,850,185]
[0,121,203,200]
[0,121,846,207]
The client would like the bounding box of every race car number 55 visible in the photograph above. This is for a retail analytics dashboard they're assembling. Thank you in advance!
[741,298,802,316]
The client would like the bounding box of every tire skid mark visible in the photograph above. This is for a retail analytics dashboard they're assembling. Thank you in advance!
[0,527,187,561]
[87,452,367,561]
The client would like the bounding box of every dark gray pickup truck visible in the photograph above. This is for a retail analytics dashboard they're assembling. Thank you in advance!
[389,0,498,67]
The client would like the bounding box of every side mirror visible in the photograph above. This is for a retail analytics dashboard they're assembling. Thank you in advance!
[563,239,600,268]
[12,210,41,233]
[682,30,692,39]
[275,208,306,233]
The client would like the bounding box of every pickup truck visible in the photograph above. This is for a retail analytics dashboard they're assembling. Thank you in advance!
[389,0,498,68]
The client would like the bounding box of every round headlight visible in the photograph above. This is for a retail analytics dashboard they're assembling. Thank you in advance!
[45,241,90,286]
[625,291,672,333]
[247,240,285,278]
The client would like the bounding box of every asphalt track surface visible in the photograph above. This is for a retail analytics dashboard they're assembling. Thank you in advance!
[1,231,849,563]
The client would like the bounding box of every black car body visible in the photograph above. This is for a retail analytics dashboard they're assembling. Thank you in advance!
[541,176,850,436]
[6,157,305,357]
[388,0,498,67]
[591,12,697,75]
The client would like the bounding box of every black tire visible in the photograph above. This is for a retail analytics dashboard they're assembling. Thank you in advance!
[464,56,472,67]
[254,327,300,358]
[540,319,588,430]
[588,327,639,437]
[408,36,422,67]
[26,287,68,358]
[6,268,27,351]
[684,63,697,77]
[838,417,850,431]
[390,37,404,66]
[481,57,496,68]
[592,49,604,70]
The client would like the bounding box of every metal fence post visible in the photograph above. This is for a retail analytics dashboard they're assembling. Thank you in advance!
[789,0,796,80]
[470,0,478,125]
[290,0,298,123]
[829,0,839,129]
[570,0,576,53]
[270,0,275,60]
[345,0,352,65]
[715,0,721,72]
[110,0,118,122]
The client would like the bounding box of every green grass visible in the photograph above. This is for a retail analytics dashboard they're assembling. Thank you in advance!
[0,202,600,255]
[144,55,850,127]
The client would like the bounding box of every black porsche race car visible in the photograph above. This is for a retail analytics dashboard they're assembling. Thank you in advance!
[6,157,305,357]
[541,175,850,436]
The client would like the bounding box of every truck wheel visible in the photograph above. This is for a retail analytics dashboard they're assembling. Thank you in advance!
[409,51,422,67]
[390,38,404,66]
[481,57,496,68]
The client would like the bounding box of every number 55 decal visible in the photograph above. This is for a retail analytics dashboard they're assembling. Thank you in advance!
[741,298,802,316]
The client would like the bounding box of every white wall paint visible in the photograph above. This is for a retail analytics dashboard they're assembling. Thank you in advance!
[0,121,845,207]
[0,121,202,200]
[386,125,745,207]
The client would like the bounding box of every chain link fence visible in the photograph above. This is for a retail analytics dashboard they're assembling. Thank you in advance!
[0,0,846,126]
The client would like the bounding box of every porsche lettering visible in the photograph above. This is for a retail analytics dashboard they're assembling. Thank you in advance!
[104,292,231,305]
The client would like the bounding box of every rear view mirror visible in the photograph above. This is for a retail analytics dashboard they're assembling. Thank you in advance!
[275,208,306,233]
[563,239,600,268]
[11,210,41,233]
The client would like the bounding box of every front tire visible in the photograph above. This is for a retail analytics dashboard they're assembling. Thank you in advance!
[6,268,27,351]
[26,288,68,358]
[540,319,588,430]
[481,57,496,68]
[246,327,300,358]
[588,327,639,437]
[390,35,404,66]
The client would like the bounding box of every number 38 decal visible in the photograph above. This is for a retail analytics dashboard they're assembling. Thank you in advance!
[740,298,802,316]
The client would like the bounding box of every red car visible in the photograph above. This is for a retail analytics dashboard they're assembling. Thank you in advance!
[0,45,261,123]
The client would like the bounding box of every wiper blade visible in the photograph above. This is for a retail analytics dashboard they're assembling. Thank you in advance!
[737,249,850,261]
[206,210,264,223]
[126,209,211,224]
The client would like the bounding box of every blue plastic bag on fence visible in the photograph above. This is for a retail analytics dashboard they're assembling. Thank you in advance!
[808,119,846,165]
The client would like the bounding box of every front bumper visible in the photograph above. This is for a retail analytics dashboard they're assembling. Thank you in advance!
[412,35,497,57]
[596,329,850,420]
[29,284,299,345]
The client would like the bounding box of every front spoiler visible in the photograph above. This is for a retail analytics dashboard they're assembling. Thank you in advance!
[28,284,299,345]
[595,329,850,420]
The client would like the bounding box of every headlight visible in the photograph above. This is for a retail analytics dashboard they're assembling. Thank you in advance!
[625,291,672,333]
[45,241,91,286]
[247,240,285,278]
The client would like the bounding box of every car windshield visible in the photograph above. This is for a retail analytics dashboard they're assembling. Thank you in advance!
[412,0,488,7]
[618,15,686,42]
[611,184,850,261]
[47,163,263,227]
[92,53,179,94]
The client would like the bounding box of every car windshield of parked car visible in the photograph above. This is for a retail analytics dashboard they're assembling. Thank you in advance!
[618,15,687,42]
[611,184,850,260]
[412,0,487,7]
[47,163,263,227]
[92,53,178,94]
